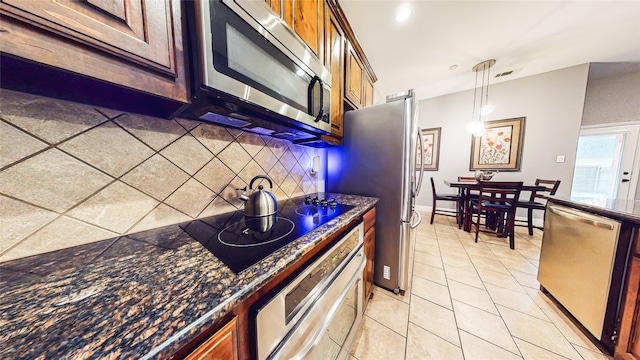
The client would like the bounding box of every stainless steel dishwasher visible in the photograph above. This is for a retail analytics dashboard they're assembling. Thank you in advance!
[538,203,629,352]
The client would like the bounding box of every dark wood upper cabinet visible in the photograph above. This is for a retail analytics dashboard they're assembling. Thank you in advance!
[294,0,323,59]
[2,0,175,74]
[364,75,374,107]
[345,41,364,107]
[265,0,282,22]
[265,0,324,61]
[324,5,345,138]
[0,0,188,107]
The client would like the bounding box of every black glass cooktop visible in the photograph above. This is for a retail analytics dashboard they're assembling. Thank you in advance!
[181,194,354,273]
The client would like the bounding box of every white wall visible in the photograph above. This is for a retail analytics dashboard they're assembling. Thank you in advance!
[582,63,640,200]
[415,64,590,222]
[582,64,640,126]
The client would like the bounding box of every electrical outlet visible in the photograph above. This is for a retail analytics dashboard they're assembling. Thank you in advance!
[383,265,391,280]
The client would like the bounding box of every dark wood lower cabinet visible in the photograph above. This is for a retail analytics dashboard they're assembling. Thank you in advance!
[362,207,376,309]
[615,229,640,360]
[185,317,239,360]
[363,226,375,305]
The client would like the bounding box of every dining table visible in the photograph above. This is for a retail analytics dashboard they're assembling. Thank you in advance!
[444,180,548,232]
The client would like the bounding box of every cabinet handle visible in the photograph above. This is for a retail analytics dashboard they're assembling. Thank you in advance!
[547,206,615,230]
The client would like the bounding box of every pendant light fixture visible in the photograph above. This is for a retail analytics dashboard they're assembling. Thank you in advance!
[466,59,496,137]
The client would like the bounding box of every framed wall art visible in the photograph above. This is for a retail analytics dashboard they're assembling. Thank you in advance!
[470,117,525,171]
[417,127,441,171]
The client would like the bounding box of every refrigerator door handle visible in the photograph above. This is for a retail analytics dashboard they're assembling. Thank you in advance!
[414,127,425,196]
[410,210,422,228]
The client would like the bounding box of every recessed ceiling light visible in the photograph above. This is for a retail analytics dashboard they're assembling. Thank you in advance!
[449,64,458,70]
[396,7,411,23]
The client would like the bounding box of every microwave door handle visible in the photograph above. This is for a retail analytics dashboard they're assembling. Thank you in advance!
[308,75,324,123]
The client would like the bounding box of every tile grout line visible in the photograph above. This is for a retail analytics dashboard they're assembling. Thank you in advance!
[436,219,527,358]
[396,215,610,360]
[434,222,474,359]
[438,217,593,360]
[456,229,532,359]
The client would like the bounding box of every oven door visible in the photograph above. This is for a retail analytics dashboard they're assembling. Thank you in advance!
[270,248,364,360]
[195,0,331,134]
[256,223,365,360]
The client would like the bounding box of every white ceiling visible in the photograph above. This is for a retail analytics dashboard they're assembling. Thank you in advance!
[339,0,640,101]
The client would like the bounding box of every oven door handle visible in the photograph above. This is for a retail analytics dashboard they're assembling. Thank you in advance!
[284,253,365,360]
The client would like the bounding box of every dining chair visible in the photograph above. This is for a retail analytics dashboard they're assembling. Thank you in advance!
[516,179,561,235]
[456,176,479,229]
[468,181,523,249]
[430,177,462,228]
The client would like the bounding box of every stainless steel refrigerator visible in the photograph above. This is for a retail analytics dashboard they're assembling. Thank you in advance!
[327,90,424,294]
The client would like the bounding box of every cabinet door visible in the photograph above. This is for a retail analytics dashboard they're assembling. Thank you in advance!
[0,0,175,75]
[325,6,344,138]
[615,245,640,360]
[345,42,364,108]
[267,0,322,59]
[363,226,375,308]
[294,0,323,59]
[282,0,294,28]
[364,75,374,107]
[631,286,640,357]
[0,0,187,103]
[185,317,239,360]
[265,0,281,17]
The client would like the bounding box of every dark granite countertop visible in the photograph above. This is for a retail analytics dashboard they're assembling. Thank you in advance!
[0,193,378,359]
[548,196,640,225]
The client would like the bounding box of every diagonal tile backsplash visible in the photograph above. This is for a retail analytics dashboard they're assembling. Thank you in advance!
[58,121,156,177]
[0,149,113,212]
[0,89,323,262]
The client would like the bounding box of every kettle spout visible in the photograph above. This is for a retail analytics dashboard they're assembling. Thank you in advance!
[236,186,249,202]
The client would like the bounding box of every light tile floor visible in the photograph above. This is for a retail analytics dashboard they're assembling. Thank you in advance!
[349,211,613,360]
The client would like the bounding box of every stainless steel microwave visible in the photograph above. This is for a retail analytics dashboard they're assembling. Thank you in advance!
[182,0,332,140]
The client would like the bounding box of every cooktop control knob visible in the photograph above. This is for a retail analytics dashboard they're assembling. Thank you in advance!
[320,198,328,207]
[312,197,319,205]
[304,196,312,205]
[329,199,337,208]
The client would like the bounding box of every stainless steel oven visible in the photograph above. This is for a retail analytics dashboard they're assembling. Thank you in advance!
[256,223,365,360]
[185,0,331,140]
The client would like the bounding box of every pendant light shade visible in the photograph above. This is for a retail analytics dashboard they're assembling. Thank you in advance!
[468,59,496,137]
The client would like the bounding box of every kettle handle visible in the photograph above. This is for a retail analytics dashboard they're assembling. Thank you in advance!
[249,175,274,190]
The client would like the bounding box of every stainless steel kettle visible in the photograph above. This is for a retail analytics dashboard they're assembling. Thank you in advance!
[240,175,278,217]
[246,214,278,233]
